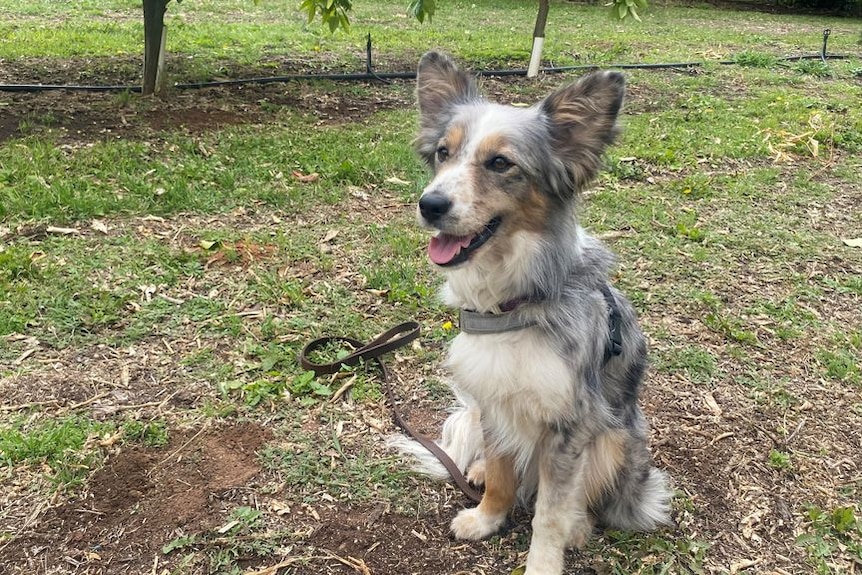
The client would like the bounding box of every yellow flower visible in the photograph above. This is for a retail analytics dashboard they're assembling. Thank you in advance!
[442,321,453,331]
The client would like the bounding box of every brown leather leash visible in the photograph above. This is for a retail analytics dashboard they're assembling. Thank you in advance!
[299,321,483,504]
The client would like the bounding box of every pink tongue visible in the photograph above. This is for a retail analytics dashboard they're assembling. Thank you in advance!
[428,233,474,265]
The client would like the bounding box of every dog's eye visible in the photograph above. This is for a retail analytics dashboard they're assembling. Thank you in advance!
[436,147,449,163]
[488,156,513,173]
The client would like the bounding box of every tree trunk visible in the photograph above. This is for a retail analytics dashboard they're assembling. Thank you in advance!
[142,0,170,95]
[527,0,550,78]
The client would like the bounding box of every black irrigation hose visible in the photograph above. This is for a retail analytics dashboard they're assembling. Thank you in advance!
[0,29,852,93]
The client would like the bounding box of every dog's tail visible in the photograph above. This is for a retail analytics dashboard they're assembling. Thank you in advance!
[387,403,484,480]
[600,466,674,531]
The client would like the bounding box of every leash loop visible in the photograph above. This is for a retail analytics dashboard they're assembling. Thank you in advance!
[299,321,483,504]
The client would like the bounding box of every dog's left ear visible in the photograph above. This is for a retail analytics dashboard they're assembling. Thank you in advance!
[540,71,625,192]
[415,51,481,166]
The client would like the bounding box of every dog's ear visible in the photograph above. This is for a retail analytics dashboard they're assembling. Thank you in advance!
[415,51,480,166]
[540,71,625,192]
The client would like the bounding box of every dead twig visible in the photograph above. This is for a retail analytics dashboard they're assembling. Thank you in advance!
[322,549,373,575]
[55,391,113,415]
[109,389,181,414]
[0,399,59,412]
[329,374,357,403]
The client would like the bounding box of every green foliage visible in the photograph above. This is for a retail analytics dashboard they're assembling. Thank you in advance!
[795,59,832,77]
[122,419,170,447]
[0,245,42,283]
[797,504,862,574]
[768,448,792,471]
[734,51,778,68]
[596,530,708,574]
[612,0,648,22]
[817,349,861,386]
[659,346,717,384]
[407,0,435,23]
[299,0,642,32]
[300,0,352,32]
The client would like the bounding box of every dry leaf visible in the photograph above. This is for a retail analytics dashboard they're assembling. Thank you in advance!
[842,237,862,248]
[384,176,411,185]
[321,229,339,243]
[703,391,722,417]
[90,220,109,234]
[292,170,319,183]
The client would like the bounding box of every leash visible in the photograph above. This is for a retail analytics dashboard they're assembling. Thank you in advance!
[299,321,483,504]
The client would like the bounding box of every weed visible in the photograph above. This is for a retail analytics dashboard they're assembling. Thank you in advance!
[0,244,44,281]
[259,436,407,502]
[123,419,170,447]
[817,349,861,386]
[703,312,760,346]
[768,448,792,471]
[795,60,832,77]
[658,346,717,384]
[797,504,862,574]
[595,530,709,574]
[735,373,799,408]
[734,51,778,68]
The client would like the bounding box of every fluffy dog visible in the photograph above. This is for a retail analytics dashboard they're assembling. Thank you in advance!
[393,52,672,575]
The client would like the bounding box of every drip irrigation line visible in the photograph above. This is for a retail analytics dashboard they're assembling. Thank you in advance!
[0,29,852,94]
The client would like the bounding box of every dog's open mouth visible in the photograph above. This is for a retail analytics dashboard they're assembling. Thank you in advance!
[427,216,502,267]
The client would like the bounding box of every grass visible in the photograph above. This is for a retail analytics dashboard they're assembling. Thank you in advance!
[1,0,862,573]
[0,416,171,488]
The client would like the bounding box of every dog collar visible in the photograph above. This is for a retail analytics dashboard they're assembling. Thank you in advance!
[459,308,537,334]
[459,296,538,334]
[458,285,624,365]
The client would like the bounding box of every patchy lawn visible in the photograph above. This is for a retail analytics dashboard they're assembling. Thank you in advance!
[1,1,861,574]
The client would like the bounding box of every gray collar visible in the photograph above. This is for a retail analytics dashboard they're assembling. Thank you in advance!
[459,309,537,334]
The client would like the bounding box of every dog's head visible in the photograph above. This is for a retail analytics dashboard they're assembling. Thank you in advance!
[414,51,624,269]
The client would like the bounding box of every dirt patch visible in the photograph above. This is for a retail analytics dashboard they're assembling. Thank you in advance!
[0,55,418,144]
[3,422,272,574]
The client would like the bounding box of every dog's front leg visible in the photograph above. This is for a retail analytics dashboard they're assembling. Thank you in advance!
[450,453,516,540]
[524,438,592,575]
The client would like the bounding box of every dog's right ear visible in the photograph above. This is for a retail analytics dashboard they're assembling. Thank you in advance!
[415,51,480,166]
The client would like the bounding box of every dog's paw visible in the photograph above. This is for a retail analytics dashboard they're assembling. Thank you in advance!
[450,507,505,540]
[466,459,486,487]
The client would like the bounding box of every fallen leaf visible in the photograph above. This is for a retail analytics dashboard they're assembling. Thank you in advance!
[269,500,291,516]
[91,220,109,234]
[842,237,862,248]
[321,229,339,243]
[384,176,411,185]
[703,391,722,417]
[199,239,218,250]
[292,170,319,183]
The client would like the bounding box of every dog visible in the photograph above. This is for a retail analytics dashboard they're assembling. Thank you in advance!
[391,51,672,575]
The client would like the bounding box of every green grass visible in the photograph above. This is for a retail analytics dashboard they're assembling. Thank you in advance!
[0,415,170,487]
[0,110,421,222]
[1,1,861,572]
[1,0,861,79]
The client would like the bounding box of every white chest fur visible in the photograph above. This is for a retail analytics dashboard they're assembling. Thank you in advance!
[445,329,574,458]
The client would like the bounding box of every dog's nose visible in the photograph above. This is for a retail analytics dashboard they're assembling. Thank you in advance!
[419,193,452,223]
